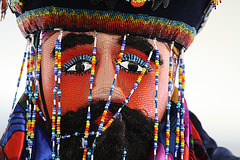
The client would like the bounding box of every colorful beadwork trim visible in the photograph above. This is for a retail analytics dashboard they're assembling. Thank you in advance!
[17,7,196,49]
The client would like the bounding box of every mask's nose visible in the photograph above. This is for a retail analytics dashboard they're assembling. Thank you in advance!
[92,43,126,104]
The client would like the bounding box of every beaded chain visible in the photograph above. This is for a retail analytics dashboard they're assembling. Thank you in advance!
[62,131,97,140]
[82,31,97,160]
[153,39,159,160]
[174,88,181,158]
[179,50,185,160]
[36,104,46,121]
[27,35,35,159]
[52,30,63,159]
[29,32,43,160]
[56,30,63,160]
[90,35,127,160]
[174,50,183,158]
[11,41,29,110]
[122,147,127,160]
[211,0,221,8]
[34,32,46,122]
[102,50,153,132]
[25,41,31,157]
[165,42,174,160]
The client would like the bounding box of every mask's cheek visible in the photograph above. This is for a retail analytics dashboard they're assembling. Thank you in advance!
[60,74,91,114]
[41,55,55,118]
[117,61,169,120]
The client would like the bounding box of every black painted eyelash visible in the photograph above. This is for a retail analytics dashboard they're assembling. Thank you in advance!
[62,55,98,76]
[122,54,146,67]
[63,55,92,69]
[116,54,151,74]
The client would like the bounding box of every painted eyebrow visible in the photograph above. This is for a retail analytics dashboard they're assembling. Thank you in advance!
[118,35,163,65]
[51,33,94,57]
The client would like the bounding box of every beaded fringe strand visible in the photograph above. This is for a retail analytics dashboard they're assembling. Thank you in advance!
[51,29,63,159]
[165,42,174,160]
[27,35,35,159]
[82,31,98,160]
[153,39,160,160]
[179,49,185,160]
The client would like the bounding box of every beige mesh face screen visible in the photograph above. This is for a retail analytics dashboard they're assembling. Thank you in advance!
[40,31,172,120]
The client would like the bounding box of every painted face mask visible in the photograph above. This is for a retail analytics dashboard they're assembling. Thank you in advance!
[0,0,222,160]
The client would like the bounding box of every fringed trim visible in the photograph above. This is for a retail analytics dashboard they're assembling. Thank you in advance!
[0,0,8,21]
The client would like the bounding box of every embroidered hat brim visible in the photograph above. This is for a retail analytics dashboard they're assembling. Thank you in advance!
[17,7,196,49]
[10,0,215,49]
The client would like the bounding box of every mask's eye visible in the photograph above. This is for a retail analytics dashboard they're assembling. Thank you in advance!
[63,55,98,76]
[117,54,150,74]
[67,61,92,73]
[120,61,143,73]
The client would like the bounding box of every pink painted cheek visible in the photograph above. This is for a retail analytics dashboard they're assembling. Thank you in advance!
[42,66,55,118]
[117,63,169,119]
[60,74,91,115]
[117,69,157,118]
[128,75,157,118]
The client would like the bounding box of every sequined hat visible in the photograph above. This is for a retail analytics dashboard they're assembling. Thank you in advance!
[2,0,220,49]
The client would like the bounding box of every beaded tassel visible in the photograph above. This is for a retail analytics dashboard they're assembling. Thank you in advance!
[11,42,29,110]
[26,31,43,160]
[28,35,35,160]
[122,147,127,160]
[165,42,174,160]
[25,43,31,157]
[8,40,29,129]
[36,104,46,121]
[174,51,183,158]
[34,32,46,123]
[153,39,159,160]
[90,35,127,160]
[52,30,63,159]
[82,31,97,160]
[211,0,221,9]
[179,50,185,160]
[56,30,63,160]
[102,50,153,132]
